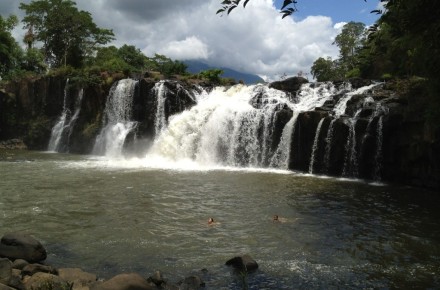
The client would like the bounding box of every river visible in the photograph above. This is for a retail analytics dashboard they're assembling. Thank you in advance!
[1,149,439,289]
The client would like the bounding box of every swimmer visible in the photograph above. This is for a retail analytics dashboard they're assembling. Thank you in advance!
[273,215,279,222]
[208,217,215,225]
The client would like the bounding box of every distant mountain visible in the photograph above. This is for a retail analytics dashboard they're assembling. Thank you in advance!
[183,60,265,84]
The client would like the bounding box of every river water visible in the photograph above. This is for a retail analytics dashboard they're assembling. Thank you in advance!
[1,149,439,289]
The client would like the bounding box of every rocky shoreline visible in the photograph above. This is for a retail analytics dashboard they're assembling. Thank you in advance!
[0,232,258,290]
[0,139,27,150]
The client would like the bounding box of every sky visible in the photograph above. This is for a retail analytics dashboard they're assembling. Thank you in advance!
[1,0,381,81]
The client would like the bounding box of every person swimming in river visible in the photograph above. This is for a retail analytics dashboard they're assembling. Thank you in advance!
[208,217,215,225]
[273,215,287,222]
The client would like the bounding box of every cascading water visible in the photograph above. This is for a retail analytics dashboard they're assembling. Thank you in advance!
[147,84,290,168]
[74,77,391,181]
[153,81,168,135]
[48,81,84,153]
[93,79,138,157]
[322,119,336,173]
[48,79,70,152]
[308,118,325,174]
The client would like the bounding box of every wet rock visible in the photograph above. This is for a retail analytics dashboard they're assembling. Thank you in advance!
[90,273,154,290]
[0,233,46,263]
[225,254,258,272]
[58,268,97,290]
[0,259,12,285]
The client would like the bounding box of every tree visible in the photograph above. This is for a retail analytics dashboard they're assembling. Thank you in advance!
[333,22,366,73]
[311,57,342,81]
[0,15,23,77]
[199,69,224,83]
[20,0,114,68]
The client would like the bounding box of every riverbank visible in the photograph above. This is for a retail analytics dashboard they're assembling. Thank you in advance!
[0,232,257,290]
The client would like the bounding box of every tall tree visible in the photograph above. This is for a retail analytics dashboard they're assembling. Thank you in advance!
[0,15,22,77]
[333,21,366,73]
[20,0,115,68]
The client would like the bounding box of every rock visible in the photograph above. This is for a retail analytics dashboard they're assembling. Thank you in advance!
[147,270,165,287]
[7,269,23,290]
[11,259,28,270]
[0,233,47,263]
[21,263,58,277]
[269,77,308,93]
[90,273,155,290]
[0,283,15,290]
[0,259,12,285]
[225,254,258,272]
[58,268,97,290]
[178,275,205,290]
[24,272,70,290]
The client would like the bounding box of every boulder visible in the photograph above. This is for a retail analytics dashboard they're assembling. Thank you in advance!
[23,272,70,290]
[58,268,97,290]
[0,233,47,263]
[0,259,12,285]
[7,269,23,290]
[91,273,155,290]
[225,254,258,272]
[269,77,308,93]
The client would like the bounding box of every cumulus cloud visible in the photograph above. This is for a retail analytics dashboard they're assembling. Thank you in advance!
[3,0,344,80]
[159,36,210,60]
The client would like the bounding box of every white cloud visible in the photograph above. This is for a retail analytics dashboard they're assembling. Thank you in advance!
[3,0,343,81]
[159,36,210,60]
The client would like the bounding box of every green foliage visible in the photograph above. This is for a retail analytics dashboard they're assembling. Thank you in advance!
[311,22,365,81]
[198,68,224,83]
[148,54,188,77]
[0,15,23,78]
[19,0,114,68]
[333,21,366,72]
[311,57,339,81]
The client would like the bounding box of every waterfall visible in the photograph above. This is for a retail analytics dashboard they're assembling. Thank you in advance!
[48,79,70,152]
[269,112,299,169]
[66,77,391,180]
[323,119,336,173]
[147,84,291,167]
[93,79,138,157]
[153,81,168,135]
[308,118,325,174]
[48,80,84,153]
[341,119,359,177]
[334,83,380,117]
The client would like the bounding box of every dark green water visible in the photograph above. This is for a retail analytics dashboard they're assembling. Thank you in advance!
[1,150,439,289]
